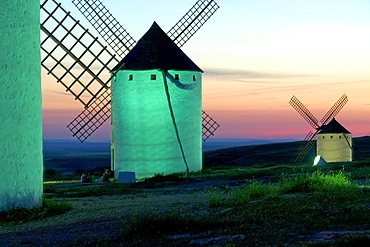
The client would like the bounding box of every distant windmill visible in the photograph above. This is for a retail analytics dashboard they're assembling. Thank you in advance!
[289,94,351,163]
[40,0,220,178]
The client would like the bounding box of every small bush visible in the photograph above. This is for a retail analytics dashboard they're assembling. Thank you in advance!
[231,187,251,205]
[209,170,361,208]
[230,182,281,206]
[246,181,280,198]
[280,170,358,194]
[209,181,281,207]
[208,193,226,207]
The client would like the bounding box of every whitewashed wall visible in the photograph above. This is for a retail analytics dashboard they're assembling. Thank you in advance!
[111,69,202,179]
[317,133,352,162]
[0,1,43,211]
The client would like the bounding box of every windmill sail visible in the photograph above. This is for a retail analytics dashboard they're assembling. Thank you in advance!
[289,94,348,163]
[291,131,317,163]
[202,111,220,141]
[67,89,111,141]
[42,0,220,142]
[167,0,220,47]
[72,0,136,59]
[320,94,348,125]
[289,95,320,130]
[40,0,119,107]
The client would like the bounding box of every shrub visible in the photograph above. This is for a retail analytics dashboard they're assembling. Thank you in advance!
[280,170,358,194]
[209,170,361,208]
[209,181,281,207]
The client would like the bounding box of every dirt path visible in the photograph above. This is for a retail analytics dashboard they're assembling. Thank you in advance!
[0,182,217,246]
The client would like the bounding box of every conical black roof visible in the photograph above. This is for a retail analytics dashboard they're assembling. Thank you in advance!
[113,22,202,72]
[319,118,351,134]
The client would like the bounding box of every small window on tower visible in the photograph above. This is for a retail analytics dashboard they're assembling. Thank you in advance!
[193,75,196,81]
[323,136,325,139]
[339,136,342,139]
[175,74,179,80]
[129,75,133,81]
[330,136,333,139]
[151,74,156,80]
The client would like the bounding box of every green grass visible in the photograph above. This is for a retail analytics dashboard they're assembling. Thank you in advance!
[7,157,370,246]
[118,170,370,246]
[280,170,357,193]
[0,198,72,225]
[74,167,369,246]
[210,169,362,205]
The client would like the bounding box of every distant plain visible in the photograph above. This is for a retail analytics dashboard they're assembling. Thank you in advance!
[43,137,370,174]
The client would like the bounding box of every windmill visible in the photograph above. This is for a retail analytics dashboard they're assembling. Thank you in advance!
[1,1,43,211]
[40,0,220,179]
[289,94,349,163]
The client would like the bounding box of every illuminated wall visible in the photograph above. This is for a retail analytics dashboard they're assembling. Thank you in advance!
[317,133,352,162]
[111,70,202,179]
[0,1,43,211]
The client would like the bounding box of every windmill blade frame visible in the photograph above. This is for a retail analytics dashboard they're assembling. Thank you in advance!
[67,88,111,142]
[289,94,349,163]
[168,0,220,47]
[291,130,317,163]
[72,0,136,59]
[43,0,220,142]
[320,94,348,125]
[289,95,320,130]
[202,111,220,141]
[41,0,119,108]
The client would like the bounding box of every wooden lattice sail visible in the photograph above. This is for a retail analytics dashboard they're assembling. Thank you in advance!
[41,0,220,142]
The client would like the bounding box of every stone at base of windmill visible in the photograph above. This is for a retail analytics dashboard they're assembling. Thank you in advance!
[117,172,136,183]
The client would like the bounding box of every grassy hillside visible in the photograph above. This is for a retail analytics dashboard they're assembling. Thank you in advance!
[43,136,370,174]
[204,136,370,168]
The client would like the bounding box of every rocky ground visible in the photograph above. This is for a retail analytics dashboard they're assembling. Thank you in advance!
[0,180,233,246]
[1,178,370,246]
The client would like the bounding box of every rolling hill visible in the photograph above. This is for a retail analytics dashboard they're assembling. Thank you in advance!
[204,136,370,168]
[43,136,370,174]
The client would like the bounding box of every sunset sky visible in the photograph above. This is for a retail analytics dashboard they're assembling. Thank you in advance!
[42,0,370,142]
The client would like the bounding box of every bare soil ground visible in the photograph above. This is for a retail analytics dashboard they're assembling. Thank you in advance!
[0,180,232,247]
[2,178,370,246]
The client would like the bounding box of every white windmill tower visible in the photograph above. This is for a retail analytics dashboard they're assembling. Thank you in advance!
[40,0,220,179]
[289,94,351,163]
[316,118,352,163]
[111,22,203,178]
[0,1,43,211]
